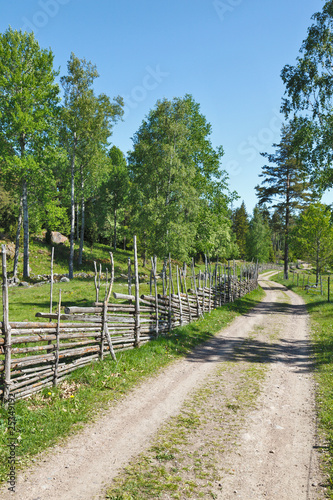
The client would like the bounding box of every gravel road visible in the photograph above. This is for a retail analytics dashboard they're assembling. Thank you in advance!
[0,271,325,499]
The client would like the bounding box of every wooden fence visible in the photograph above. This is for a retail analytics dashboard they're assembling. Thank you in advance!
[0,241,259,402]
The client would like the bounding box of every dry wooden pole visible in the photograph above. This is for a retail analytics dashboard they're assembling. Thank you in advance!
[128,258,132,296]
[151,257,159,337]
[192,258,202,319]
[101,253,117,361]
[94,261,102,303]
[176,266,183,326]
[182,270,192,322]
[2,245,11,403]
[134,235,141,347]
[162,259,166,296]
[53,289,61,386]
[328,276,330,303]
[208,269,212,312]
[168,255,172,331]
[50,246,54,316]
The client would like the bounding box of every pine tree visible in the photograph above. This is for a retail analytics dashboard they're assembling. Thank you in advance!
[256,120,314,278]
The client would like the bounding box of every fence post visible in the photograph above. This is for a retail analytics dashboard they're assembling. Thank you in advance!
[2,245,11,404]
[176,266,183,326]
[134,236,141,347]
[153,258,159,337]
[50,247,54,315]
[53,289,61,386]
[168,255,172,330]
[128,258,132,296]
[328,276,330,303]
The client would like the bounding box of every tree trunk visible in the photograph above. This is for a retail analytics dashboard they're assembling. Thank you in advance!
[78,168,85,266]
[22,179,29,278]
[142,231,147,267]
[284,176,290,280]
[69,133,77,279]
[76,202,80,242]
[13,196,23,279]
[316,240,320,285]
[113,207,117,251]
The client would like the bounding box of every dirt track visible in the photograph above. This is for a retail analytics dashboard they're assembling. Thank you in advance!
[0,271,326,499]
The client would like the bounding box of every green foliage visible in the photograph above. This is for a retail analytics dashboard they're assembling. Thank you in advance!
[256,119,314,275]
[93,146,131,249]
[246,206,272,263]
[0,28,61,276]
[281,1,333,192]
[128,95,234,261]
[291,203,333,282]
[232,201,249,259]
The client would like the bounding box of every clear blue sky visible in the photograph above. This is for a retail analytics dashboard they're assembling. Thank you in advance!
[1,0,328,214]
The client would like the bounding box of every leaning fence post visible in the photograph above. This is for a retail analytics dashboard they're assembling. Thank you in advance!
[103,252,117,361]
[176,266,183,326]
[2,245,11,403]
[134,236,141,347]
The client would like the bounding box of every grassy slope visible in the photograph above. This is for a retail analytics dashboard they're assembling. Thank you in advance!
[273,271,333,497]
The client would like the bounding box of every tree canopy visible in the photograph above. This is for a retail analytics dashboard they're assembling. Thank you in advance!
[128,95,235,261]
[281,0,333,191]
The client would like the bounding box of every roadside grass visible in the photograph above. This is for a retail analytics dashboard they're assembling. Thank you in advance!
[0,286,264,487]
[273,271,333,497]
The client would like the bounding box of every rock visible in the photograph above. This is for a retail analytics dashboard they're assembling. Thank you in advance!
[19,281,30,287]
[60,277,70,283]
[6,242,15,259]
[51,231,68,245]
[0,242,16,259]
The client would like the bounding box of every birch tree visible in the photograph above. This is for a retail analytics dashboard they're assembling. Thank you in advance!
[0,28,60,277]
[128,95,228,261]
[281,0,333,190]
[60,53,123,277]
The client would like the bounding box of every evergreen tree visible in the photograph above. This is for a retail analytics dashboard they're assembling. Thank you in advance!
[256,120,313,278]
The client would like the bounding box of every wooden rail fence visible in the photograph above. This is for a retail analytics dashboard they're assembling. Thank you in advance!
[0,241,259,402]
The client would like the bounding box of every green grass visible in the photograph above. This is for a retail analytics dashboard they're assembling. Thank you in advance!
[273,271,333,496]
[0,286,264,487]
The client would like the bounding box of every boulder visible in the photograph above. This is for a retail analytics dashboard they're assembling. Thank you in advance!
[51,231,68,245]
